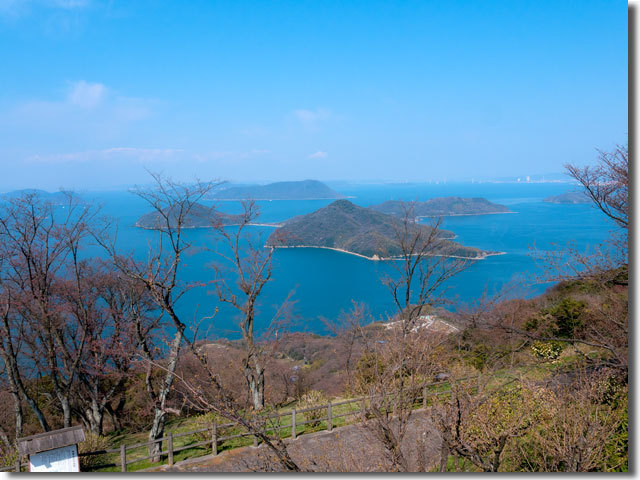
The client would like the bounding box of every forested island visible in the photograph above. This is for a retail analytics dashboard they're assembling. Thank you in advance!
[136,202,245,229]
[210,179,344,200]
[370,197,511,217]
[267,199,492,259]
[543,191,590,204]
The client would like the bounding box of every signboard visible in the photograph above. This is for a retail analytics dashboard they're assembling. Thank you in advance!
[29,444,80,473]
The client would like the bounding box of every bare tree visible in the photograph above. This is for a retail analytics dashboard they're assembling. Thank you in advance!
[565,143,628,230]
[100,172,219,460]
[537,143,629,284]
[513,370,627,472]
[0,191,102,430]
[383,202,473,337]
[348,202,474,471]
[434,377,549,472]
[210,200,289,411]
[66,262,150,435]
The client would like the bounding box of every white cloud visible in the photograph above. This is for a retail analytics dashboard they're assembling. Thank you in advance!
[0,80,154,139]
[67,80,106,108]
[308,151,328,159]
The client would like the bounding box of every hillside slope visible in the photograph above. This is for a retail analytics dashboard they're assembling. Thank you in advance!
[211,180,344,200]
[370,197,511,217]
[267,200,489,259]
[136,203,244,229]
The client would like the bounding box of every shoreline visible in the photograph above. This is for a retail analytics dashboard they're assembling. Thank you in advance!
[416,211,517,219]
[271,244,506,261]
[208,196,356,202]
[135,222,282,229]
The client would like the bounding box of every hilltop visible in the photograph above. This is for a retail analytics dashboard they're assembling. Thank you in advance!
[210,180,344,200]
[136,203,244,229]
[543,191,590,204]
[266,199,490,260]
[1,189,81,205]
[370,197,511,217]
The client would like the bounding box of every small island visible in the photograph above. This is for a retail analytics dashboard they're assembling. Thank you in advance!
[2,189,81,206]
[369,197,511,217]
[210,179,345,200]
[136,203,245,229]
[543,191,590,204]
[266,200,495,260]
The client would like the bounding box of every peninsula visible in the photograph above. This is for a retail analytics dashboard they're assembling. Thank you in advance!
[369,197,511,217]
[266,199,493,260]
[209,180,344,200]
[543,191,590,204]
[136,203,245,229]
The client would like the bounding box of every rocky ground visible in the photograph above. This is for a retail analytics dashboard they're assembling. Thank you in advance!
[148,410,442,472]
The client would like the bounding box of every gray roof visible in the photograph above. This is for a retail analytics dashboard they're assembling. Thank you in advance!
[18,426,85,456]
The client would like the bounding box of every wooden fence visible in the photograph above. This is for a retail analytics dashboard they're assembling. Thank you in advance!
[3,378,456,472]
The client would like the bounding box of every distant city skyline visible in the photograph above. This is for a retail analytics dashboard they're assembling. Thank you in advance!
[0,0,628,191]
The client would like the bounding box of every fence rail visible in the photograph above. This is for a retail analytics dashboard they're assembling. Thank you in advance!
[3,376,467,472]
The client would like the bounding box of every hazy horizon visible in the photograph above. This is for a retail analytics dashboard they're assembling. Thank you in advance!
[0,1,627,191]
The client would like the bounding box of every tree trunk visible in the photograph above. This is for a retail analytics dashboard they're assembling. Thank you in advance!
[148,408,167,462]
[106,398,125,432]
[60,396,72,428]
[245,358,265,411]
[23,392,50,432]
[6,375,23,440]
[85,400,104,436]
[147,330,182,462]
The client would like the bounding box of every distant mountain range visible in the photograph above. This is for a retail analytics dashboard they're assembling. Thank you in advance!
[543,191,590,204]
[135,203,244,229]
[370,197,511,217]
[267,200,491,260]
[210,180,344,200]
[2,189,77,204]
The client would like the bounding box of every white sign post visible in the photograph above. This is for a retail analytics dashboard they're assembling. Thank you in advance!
[18,425,85,473]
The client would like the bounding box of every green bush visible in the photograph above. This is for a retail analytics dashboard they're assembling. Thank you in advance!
[547,298,585,338]
[468,343,490,372]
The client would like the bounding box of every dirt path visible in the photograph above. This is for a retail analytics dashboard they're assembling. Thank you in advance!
[148,410,442,472]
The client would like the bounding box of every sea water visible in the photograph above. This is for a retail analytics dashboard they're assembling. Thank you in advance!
[81,182,619,339]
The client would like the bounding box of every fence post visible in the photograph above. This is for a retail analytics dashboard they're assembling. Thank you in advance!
[120,444,127,472]
[361,398,366,421]
[212,421,218,456]
[15,458,20,472]
[327,401,333,432]
[167,432,174,467]
[423,386,428,408]
[291,409,297,440]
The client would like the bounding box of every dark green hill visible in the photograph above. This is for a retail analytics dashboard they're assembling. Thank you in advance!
[543,191,589,204]
[210,180,344,200]
[267,200,490,259]
[370,197,511,217]
[136,203,244,229]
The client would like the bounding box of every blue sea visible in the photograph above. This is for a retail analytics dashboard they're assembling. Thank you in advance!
[81,182,618,339]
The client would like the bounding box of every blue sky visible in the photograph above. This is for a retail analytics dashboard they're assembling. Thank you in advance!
[0,0,628,190]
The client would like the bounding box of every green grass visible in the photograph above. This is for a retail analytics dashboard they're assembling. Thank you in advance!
[87,354,595,472]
